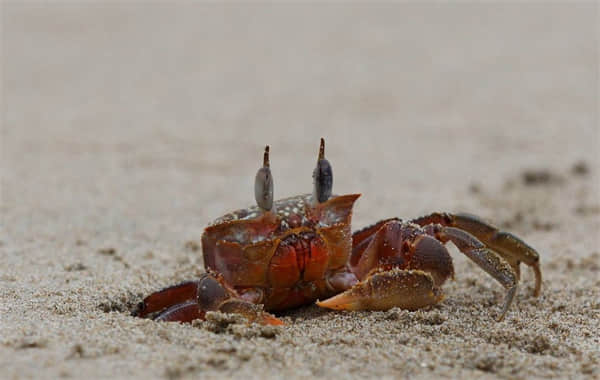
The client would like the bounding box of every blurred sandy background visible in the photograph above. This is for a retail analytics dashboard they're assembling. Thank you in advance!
[1,2,599,379]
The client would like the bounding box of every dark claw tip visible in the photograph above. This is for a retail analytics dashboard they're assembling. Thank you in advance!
[131,301,146,317]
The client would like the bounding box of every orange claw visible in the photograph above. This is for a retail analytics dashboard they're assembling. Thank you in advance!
[317,269,444,311]
[261,315,285,326]
[219,299,284,325]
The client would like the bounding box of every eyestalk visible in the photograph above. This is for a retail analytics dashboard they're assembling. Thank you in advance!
[312,138,333,203]
[255,145,274,211]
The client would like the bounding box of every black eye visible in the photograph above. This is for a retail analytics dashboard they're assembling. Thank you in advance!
[255,146,274,211]
[313,138,333,203]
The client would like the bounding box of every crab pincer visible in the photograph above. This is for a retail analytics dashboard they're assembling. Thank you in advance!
[317,269,444,311]
[133,271,283,325]
[318,222,452,312]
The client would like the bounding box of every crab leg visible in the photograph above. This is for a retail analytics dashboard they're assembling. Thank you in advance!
[154,300,203,322]
[412,212,542,296]
[424,225,518,320]
[133,280,203,322]
[317,269,444,311]
[133,272,283,325]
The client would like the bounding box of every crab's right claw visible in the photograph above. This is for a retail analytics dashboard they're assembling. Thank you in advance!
[317,269,444,311]
[220,300,284,326]
[134,272,283,325]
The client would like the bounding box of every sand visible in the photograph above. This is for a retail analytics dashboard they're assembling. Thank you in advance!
[1,3,599,379]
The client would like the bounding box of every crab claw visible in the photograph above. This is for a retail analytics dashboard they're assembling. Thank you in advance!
[317,269,443,311]
[220,300,284,326]
[134,272,284,325]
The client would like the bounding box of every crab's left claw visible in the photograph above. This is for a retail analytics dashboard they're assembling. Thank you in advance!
[317,269,444,311]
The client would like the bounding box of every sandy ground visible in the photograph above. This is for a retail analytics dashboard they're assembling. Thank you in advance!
[1,3,599,380]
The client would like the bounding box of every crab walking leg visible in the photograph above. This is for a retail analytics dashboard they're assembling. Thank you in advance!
[426,225,518,321]
[412,212,542,296]
[133,280,200,319]
[317,269,444,311]
[154,300,203,322]
[133,272,283,325]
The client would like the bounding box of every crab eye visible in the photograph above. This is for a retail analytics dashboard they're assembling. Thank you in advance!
[312,138,333,203]
[255,145,274,211]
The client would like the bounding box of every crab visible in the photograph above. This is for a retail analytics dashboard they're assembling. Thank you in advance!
[134,139,541,325]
